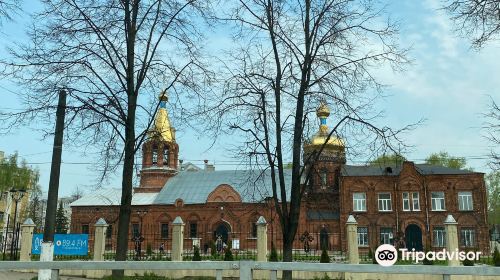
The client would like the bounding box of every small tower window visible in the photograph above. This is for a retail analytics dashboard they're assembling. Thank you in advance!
[163,146,169,165]
[320,169,327,186]
[152,145,158,165]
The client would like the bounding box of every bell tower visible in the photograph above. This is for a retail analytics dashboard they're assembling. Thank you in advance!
[137,90,179,193]
[303,101,345,194]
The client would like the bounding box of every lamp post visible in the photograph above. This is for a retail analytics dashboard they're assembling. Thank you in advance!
[9,188,26,260]
[133,209,148,260]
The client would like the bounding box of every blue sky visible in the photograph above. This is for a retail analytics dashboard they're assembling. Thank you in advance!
[0,0,498,197]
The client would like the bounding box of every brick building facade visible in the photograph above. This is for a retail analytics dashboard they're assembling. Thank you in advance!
[70,93,490,254]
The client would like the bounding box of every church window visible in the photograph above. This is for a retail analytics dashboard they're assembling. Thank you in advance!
[81,224,89,234]
[431,192,446,211]
[357,227,368,246]
[190,222,198,238]
[132,223,140,237]
[412,192,420,210]
[460,228,475,247]
[251,223,257,238]
[106,225,113,239]
[433,227,446,247]
[353,193,366,212]
[163,146,169,165]
[458,192,473,211]
[152,144,158,165]
[379,227,393,245]
[402,192,410,211]
[160,223,169,239]
[378,193,392,211]
[320,170,327,186]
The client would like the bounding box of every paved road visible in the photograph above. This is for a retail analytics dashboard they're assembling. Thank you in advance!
[0,270,87,280]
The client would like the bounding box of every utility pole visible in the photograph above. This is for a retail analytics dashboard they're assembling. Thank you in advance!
[39,89,66,280]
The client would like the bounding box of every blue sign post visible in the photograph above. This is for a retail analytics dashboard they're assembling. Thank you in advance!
[32,234,89,256]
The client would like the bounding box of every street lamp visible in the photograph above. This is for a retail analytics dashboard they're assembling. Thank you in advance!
[133,209,148,260]
[9,188,26,260]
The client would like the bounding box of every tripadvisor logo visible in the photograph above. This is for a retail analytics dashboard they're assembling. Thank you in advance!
[374,244,482,266]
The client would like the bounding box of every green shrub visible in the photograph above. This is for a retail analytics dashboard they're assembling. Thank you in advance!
[462,248,474,266]
[320,248,330,263]
[368,248,376,264]
[224,247,234,261]
[209,240,217,257]
[146,243,153,256]
[193,245,202,261]
[494,246,500,267]
[423,246,434,265]
[269,243,278,262]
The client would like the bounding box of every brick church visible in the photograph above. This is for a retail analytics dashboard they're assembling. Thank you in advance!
[70,91,490,254]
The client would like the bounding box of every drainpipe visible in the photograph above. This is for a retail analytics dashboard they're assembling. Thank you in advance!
[424,177,430,233]
[394,181,399,232]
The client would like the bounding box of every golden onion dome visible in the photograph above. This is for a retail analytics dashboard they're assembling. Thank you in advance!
[148,90,175,142]
[304,102,344,153]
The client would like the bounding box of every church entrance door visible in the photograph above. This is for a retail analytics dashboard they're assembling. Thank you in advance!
[214,223,230,245]
[405,224,423,251]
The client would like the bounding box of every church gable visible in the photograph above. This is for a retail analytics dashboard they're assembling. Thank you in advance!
[207,184,242,203]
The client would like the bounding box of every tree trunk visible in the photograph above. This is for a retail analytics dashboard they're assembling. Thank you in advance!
[112,97,137,279]
[282,235,294,280]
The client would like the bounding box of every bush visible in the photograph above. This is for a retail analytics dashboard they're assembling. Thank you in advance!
[423,246,434,265]
[146,243,153,256]
[368,248,376,264]
[269,242,278,262]
[193,245,202,261]
[320,248,330,263]
[494,246,500,267]
[224,247,234,261]
[462,248,474,266]
[209,240,217,257]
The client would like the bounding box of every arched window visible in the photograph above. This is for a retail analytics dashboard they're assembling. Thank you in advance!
[163,146,169,165]
[152,144,158,165]
[320,169,327,186]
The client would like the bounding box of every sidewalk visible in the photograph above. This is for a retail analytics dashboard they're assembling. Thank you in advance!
[0,270,88,280]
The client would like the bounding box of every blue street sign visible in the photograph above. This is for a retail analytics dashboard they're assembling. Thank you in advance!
[32,234,89,255]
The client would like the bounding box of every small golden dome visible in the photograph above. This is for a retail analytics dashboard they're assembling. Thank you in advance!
[316,102,330,118]
[159,90,168,101]
[148,90,175,142]
[304,102,344,153]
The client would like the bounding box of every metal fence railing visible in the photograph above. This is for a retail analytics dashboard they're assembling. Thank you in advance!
[0,260,499,280]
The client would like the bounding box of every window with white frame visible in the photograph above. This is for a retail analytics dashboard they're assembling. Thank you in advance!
[353,193,366,212]
[460,228,475,247]
[380,228,393,245]
[402,192,410,211]
[431,192,446,211]
[378,193,392,211]
[357,227,368,246]
[458,192,473,211]
[433,227,446,247]
[412,192,420,210]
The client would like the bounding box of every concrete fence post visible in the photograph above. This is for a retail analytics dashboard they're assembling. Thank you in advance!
[346,215,359,264]
[444,215,460,266]
[87,218,108,279]
[172,216,185,261]
[19,218,36,262]
[256,216,268,262]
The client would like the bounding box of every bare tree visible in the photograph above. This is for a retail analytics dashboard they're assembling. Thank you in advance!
[485,99,500,170]
[0,0,19,25]
[205,1,412,278]
[444,0,500,49]
[1,0,211,278]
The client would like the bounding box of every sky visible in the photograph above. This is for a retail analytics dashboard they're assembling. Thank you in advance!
[0,0,499,198]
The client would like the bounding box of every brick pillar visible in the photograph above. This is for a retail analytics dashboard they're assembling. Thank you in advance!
[172,216,184,261]
[346,215,359,264]
[256,216,267,262]
[444,215,460,266]
[19,218,36,262]
[87,218,108,279]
